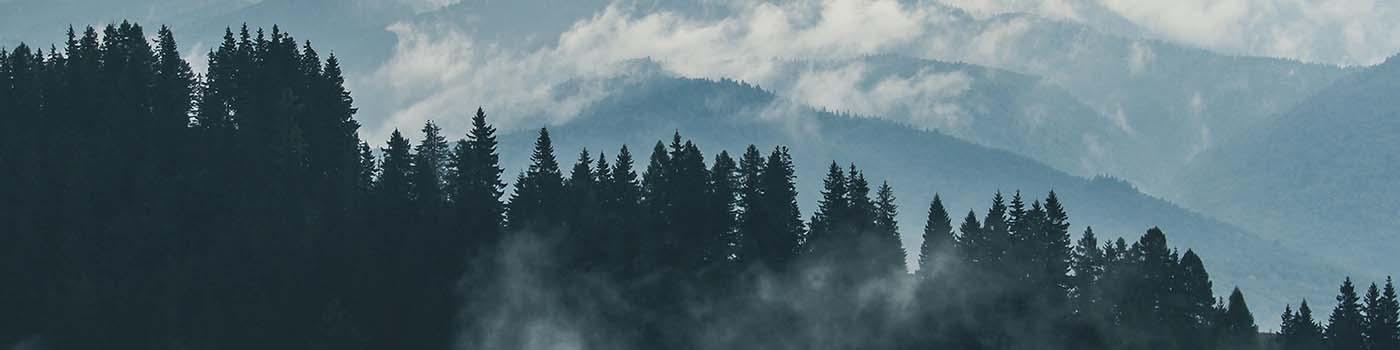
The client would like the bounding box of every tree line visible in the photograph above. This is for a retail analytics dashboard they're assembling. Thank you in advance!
[0,23,1396,350]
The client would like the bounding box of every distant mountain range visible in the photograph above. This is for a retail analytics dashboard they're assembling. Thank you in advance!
[1179,55,1400,279]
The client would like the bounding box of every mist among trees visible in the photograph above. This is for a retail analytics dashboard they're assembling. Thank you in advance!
[1,23,1397,350]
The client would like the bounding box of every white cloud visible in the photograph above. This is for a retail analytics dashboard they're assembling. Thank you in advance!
[939,0,1400,66]
[369,0,976,142]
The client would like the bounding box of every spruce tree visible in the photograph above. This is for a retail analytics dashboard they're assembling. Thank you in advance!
[708,151,740,266]
[806,162,849,256]
[1070,227,1103,316]
[1218,288,1258,349]
[507,128,565,232]
[1327,277,1366,350]
[918,194,955,279]
[1178,249,1217,345]
[736,145,766,266]
[873,181,905,275]
[1366,279,1400,350]
[1375,278,1400,350]
[1281,300,1325,350]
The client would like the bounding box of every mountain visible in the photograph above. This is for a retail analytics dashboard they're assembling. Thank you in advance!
[910,10,1351,194]
[1178,55,1400,279]
[764,55,1130,175]
[481,75,1342,326]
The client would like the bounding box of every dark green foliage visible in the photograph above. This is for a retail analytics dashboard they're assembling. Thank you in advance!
[1281,301,1326,350]
[506,128,565,231]
[1327,278,1366,350]
[1219,288,1259,349]
[918,194,955,279]
[1365,278,1400,350]
[1,23,1381,350]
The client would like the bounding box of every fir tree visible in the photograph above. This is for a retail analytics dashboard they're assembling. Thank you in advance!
[1366,279,1400,350]
[873,181,905,275]
[1218,288,1258,349]
[1327,277,1366,350]
[507,128,564,232]
[917,194,955,279]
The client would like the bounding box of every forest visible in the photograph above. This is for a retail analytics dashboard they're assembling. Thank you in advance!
[0,23,1397,350]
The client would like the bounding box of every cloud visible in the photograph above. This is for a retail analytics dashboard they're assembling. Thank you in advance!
[938,0,1400,66]
[369,0,978,142]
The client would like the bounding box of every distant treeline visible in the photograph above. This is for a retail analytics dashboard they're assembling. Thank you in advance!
[0,23,1396,350]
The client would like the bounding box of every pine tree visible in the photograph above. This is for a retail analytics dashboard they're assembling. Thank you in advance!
[606,146,642,273]
[806,162,849,256]
[376,130,414,212]
[957,210,983,266]
[981,192,1010,272]
[750,146,803,270]
[451,108,506,248]
[708,151,740,266]
[507,128,565,232]
[917,194,955,279]
[411,121,449,215]
[873,181,905,275]
[1327,277,1366,350]
[564,149,599,268]
[1038,191,1072,303]
[1218,288,1258,349]
[1177,249,1217,346]
[1071,227,1103,316]
[1374,278,1400,350]
[736,145,766,266]
[1281,300,1325,350]
[1366,279,1400,350]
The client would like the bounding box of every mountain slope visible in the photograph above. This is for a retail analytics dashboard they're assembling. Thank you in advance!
[1179,55,1400,279]
[484,75,1341,326]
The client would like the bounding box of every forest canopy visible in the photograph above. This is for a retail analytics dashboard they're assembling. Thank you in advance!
[0,23,1396,350]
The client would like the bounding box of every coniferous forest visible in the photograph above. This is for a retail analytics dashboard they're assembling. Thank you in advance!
[2,24,1398,350]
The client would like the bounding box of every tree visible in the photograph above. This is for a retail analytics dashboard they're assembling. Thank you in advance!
[745,146,803,270]
[1177,250,1217,346]
[736,145,766,266]
[872,181,905,275]
[917,194,955,279]
[1281,300,1325,350]
[806,162,849,255]
[1327,278,1366,350]
[411,121,449,216]
[707,151,740,266]
[1365,278,1400,350]
[449,108,506,248]
[957,210,983,266]
[1070,227,1104,316]
[507,128,565,232]
[1218,288,1258,349]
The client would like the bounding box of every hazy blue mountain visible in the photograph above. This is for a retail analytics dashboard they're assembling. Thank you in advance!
[1178,55,1400,279]
[482,75,1342,326]
[914,10,1351,194]
[765,55,1130,176]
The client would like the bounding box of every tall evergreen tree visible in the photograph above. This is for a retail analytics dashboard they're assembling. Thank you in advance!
[873,181,905,275]
[708,151,740,266]
[918,194,955,279]
[1366,278,1400,350]
[1218,288,1258,349]
[1071,227,1104,316]
[1281,300,1325,350]
[735,145,766,266]
[507,128,564,232]
[1327,277,1366,350]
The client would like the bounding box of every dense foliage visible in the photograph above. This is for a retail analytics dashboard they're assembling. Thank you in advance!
[0,24,1395,350]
